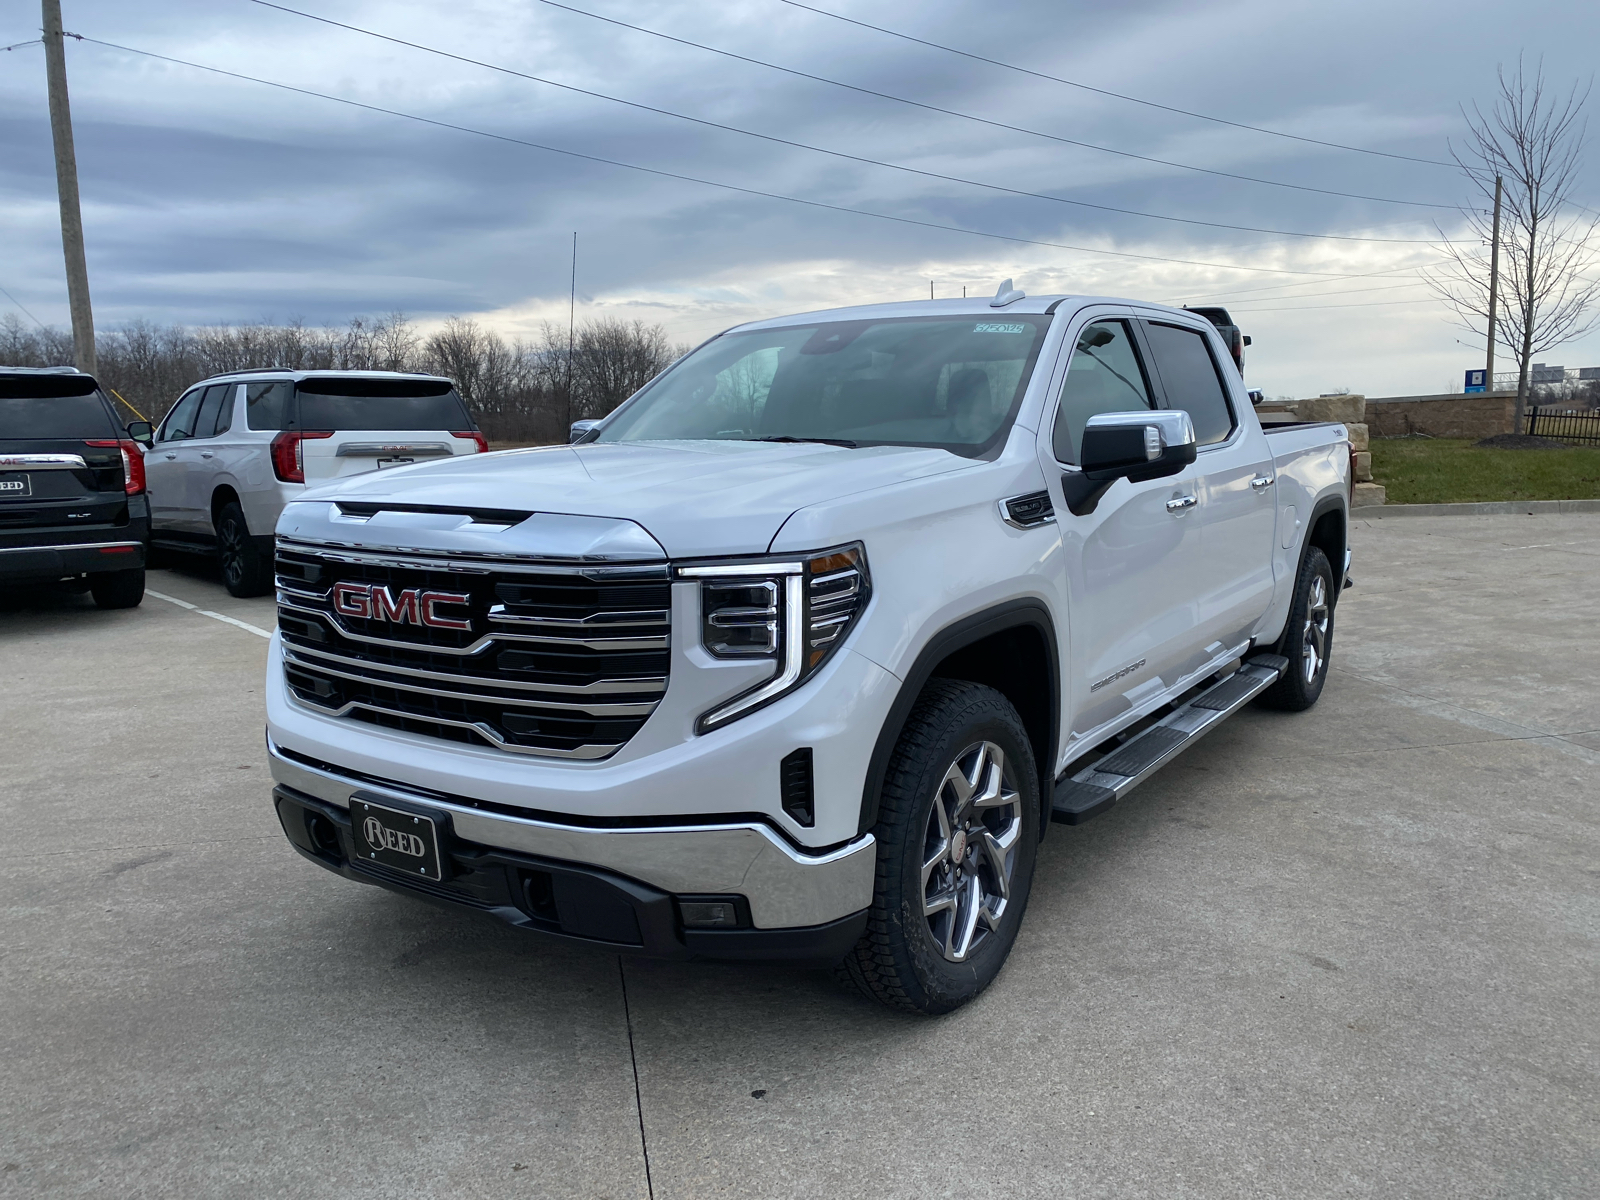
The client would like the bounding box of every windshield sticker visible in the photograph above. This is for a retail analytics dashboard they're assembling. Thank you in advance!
[973,322,1028,334]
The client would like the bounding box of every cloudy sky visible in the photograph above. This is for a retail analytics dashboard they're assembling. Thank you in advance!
[2,0,1598,398]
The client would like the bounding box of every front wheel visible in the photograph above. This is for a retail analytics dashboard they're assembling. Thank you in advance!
[216,502,271,598]
[1256,545,1334,712]
[839,679,1040,1015]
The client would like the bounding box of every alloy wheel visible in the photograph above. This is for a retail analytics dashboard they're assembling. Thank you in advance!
[921,740,1022,963]
[1301,574,1330,684]
[219,516,246,588]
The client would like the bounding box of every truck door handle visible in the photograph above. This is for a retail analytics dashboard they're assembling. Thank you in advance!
[1166,495,1197,513]
[201,451,214,459]
[1251,475,1274,490]
[163,452,177,460]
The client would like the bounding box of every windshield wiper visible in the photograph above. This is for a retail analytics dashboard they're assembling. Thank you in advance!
[748,435,858,448]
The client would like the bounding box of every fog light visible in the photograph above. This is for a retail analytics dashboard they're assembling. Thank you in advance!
[678,896,748,928]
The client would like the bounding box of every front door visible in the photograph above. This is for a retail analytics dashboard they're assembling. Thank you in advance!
[1038,312,1210,762]
[146,386,205,533]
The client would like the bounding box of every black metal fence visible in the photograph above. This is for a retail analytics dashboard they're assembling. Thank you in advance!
[1526,407,1600,445]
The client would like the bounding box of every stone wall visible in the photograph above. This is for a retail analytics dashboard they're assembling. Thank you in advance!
[1365,391,1517,440]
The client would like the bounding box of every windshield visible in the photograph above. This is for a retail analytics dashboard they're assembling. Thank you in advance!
[293,378,471,431]
[595,314,1052,456]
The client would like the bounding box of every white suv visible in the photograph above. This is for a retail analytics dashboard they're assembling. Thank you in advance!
[146,370,485,595]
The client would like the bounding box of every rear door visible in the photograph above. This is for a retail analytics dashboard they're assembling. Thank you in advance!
[1139,319,1277,664]
[0,376,129,549]
[181,382,238,532]
[291,378,479,482]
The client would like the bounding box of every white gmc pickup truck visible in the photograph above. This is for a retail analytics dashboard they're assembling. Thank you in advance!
[265,286,1351,1014]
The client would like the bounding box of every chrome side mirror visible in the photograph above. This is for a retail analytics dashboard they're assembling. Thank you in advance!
[569,418,601,444]
[1064,410,1197,516]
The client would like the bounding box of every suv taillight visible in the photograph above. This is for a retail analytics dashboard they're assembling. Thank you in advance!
[84,438,146,495]
[451,430,488,454]
[270,431,333,483]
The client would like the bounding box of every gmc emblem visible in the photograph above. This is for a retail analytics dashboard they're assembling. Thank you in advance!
[332,581,472,630]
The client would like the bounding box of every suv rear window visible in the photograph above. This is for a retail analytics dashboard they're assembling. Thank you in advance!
[293,378,470,431]
[0,375,117,439]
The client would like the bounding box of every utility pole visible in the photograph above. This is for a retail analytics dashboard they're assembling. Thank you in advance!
[1485,174,1502,392]
[41,0,95,375]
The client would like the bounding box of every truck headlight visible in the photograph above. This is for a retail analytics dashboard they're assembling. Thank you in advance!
[677,543,870,732]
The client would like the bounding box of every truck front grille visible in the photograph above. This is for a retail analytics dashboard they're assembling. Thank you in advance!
[275,539,670,760]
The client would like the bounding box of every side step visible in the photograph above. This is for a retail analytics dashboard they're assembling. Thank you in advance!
[1051,654,1289,825]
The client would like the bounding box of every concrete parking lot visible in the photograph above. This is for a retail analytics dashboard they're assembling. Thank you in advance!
[2,515,1596,1199]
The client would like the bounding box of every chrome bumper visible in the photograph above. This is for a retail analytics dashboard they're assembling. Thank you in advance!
[267,738,876,929]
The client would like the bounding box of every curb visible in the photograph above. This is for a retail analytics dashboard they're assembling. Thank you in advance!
[1355,499,1600,518]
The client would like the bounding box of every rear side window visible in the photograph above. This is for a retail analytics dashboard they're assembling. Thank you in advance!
[1141,322,1235,446]
[160,388,205,441]
[294,378,470,431]
[1051,319,1154,464]
[0,375,117,439]
[246,381,291,430]
[193,384,232,440]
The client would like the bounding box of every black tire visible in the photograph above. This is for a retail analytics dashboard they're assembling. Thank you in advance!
[216,502,271,597]
[1256,546,1335,712]
[839,679,1041,1015]
[89,567,145,609]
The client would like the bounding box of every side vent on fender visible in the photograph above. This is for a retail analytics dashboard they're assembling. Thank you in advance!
[1000,491,1056,530]
[780,748,815,827]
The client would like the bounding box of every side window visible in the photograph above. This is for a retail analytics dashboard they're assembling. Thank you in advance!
[1051,319,1154,464]
[1141,322,1236,446]
[246,382,292,431]
[192,384,229,440]
[159,388,205,442]
[211,384,234,436]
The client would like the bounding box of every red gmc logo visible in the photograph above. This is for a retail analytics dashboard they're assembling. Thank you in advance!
[332,582,472,630]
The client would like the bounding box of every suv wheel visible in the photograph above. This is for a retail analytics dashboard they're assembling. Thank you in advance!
[1256,545,1335,712]
[839,679,1040,1015]
[89,567,145,610]
[216,502,271,598]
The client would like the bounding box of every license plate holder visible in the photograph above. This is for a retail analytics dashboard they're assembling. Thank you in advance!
[0,473,32,499]
[349,796,446,881]
[374,457,415,469]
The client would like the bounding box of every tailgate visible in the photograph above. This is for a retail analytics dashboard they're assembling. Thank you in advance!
[0,439,128,540]
[301,430,469,482]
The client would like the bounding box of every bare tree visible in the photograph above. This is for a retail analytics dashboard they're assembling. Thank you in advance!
[1425,59,1600,430]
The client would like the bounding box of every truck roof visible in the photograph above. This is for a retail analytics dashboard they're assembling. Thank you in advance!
[729,294,1204,333]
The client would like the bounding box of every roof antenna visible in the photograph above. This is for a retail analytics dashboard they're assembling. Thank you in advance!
[990,278,1025,308]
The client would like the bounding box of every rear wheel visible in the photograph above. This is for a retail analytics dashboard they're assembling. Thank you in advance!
[1256,546,1334,712]
[839,679,1040,1015]
[216,502,271,598]
[89,567,145,609]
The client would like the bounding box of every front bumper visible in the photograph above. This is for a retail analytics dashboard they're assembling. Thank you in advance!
[268,738,876,950]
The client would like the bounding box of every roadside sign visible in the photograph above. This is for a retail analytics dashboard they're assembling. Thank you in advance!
[1464,369,1486,394]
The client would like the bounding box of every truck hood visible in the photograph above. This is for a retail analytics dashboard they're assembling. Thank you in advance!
[293,439,973,557]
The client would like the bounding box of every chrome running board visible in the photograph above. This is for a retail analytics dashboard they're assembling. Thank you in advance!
[1051,654,1289,825]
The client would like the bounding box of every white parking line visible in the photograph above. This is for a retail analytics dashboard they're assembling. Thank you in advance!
[147,588,274,639]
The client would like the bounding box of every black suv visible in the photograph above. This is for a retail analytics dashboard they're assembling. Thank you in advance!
[0,367,152,609]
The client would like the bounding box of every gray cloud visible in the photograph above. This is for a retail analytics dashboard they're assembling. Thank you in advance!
[1,0,1597,397]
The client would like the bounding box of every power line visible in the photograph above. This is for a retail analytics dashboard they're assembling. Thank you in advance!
[75,35,1443,282]
[0,283,51,330]
[774,1,1459,170]
[519,0,1458,211]
[242,0,1446,246]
